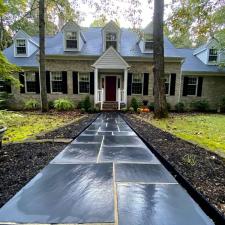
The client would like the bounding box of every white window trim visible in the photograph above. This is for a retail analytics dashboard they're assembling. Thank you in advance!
[14,38,28,57]
[50,71,63,94]
[78,72,90,94]
[64,31,79,51]
[131,73,143,95]
[25,72,36,94]
[186,77,198,96]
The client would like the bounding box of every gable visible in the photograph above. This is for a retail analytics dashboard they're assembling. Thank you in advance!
[92,46,129,69]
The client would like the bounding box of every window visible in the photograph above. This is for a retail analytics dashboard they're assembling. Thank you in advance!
[79,73,90,93]
[0,79,7,92]
[144,34,153,51]
[106,32,117,49]
[132,74,143,94]
[65,31,77,49]
[25,72,36,93]
[164,74,170,95]
[16,39,26,55]
[51,72,63,93]
[208,48,217,62]
[187,77,197,95]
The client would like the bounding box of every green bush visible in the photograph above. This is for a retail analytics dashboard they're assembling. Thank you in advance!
[191,100,210,112]
[0,93,10,109]
[24,99,40,110]
[80,108,85,114]
[121,107,128,113]
[48,100,54,109]
[83,96,92,111]
[167,103,171,111]
[148,102,154,111]
[130,97,139,112]
[77,101,83,109]
[221,97,225,112]
[175,102,185,113]
[129,107,134,113]
[53,98,74,111]
[95,107,100,112]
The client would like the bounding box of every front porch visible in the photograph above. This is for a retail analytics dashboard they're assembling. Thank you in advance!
[92,46,130,110]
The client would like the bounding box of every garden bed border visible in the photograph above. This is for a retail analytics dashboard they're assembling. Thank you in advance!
[121,113,225,225]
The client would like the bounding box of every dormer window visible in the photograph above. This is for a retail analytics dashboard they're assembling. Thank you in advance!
[106,32,117,50]
[16,39,26,55]
[208,48,217,63]
[65,31,77,49]
[144,34,153,51]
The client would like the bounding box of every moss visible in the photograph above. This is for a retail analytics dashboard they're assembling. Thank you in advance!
[0,110,81,143]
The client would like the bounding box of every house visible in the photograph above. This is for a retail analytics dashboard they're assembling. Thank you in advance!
[2,21,225,110]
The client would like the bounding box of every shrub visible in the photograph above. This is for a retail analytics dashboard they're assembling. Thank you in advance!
[191,100,210,112]
[77,101,83,109]
[130,97,139,112]
[88,107,95,113]
[80,108,85,114]
[129,107,134,113]
[48,100,54,109]
[142,100,148,106]
[220,97,225,112]
[167,103,171,111]
[148,102,154,111]
[95,107,100,112]
[0,93,10,109]
[53,98,74,111]
[83,96,92,112]
[24,99,40,110]
[175,102,185,113]
[121,107,127,113]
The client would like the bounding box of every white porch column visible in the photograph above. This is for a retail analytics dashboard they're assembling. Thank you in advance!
[94,68,98,105]
[124,68,128,107]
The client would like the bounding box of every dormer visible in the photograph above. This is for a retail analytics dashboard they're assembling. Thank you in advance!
[139,22,154,53]
[102,21,121,52]
[14,30,38,57]
[193,38,221,65]
[62,21,85,52]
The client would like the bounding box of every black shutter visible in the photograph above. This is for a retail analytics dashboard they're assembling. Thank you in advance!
[170,73,176,96]
[90,72,94,95]
[46,71,51,93]
[182,76,189,96]
[35,72,40,93]
[143,73,149,96]
[73,72,78,94]
[6,81,11,93]
[19,72,25,93]
[62,71,67,94]
[127,73,132,96]
[197,77,203,97]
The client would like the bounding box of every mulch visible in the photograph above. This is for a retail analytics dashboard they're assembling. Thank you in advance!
[123,113,225,217]
[0,113,98,208]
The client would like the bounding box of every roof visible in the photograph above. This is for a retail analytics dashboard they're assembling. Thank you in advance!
[177,48,225,74]
[3,27,182,68]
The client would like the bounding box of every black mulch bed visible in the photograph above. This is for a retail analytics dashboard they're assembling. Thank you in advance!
[123,114,225,217]
[36,113,99,139]
[0,142,66,207]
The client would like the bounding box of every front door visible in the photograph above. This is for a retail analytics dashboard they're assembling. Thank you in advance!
[105,76,116,101]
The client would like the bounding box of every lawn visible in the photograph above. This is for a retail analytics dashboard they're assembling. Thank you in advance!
[135,113,225,157]
[0,110,83,143]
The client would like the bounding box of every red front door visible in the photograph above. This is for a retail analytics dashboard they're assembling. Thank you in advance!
[105,76,116,101]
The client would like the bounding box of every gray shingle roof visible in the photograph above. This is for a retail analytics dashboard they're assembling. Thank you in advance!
[176,48,225,74]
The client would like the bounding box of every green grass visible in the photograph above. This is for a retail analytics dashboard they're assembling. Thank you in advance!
[0,110,82,143]
[137,113,225,156]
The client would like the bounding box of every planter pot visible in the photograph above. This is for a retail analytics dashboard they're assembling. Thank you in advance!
[0,126,7,148]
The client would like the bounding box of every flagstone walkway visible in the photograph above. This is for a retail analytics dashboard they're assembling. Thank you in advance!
[0,113,214,225]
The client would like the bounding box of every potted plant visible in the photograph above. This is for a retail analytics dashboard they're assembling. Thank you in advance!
[0,126,7,148]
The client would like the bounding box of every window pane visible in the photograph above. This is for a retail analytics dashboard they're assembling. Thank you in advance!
[66,32,77,40]
[79,73,90,82]
[145,41,154,50]
[187,85,196,95]
[16,40,26,47]
[51,72,62,92]
[26,82,36,92]
[132,83,142,94]
[52,72,62,81]
[133,74,142,83]
[16,40,26,55]
[66,40,77,48]
[79,73,90,93]
[188,77,197,85]
[106,33,117,41]
[209,48,218,62]
[106,41,117,49]
[26,72,35,81]
[17,47,26,54]
[0,80,6,92]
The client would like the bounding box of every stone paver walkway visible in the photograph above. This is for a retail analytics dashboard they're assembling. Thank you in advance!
[0,113,214,225]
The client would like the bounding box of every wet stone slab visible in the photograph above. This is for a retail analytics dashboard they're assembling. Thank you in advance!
[0,164,114,224]
[103,136,144,147]
[72,135,103,143]
[99,146,159,164]
[97,131,113,136]
[81,130,97,136]
[51,143,101,163]
[113,131,136,136]
[117,183,214,225]
[115,164,177,183]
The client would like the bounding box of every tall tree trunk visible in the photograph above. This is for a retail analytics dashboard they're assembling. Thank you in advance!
[153,0,168,118]
[39,0,48,112]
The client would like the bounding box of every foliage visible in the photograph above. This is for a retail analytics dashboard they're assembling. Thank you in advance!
[191,100,210,112]
[82,96,92,112]
[53,98,74,111]
[129,107,134,113]
[0,52,20,87]
[182,154,197,166]
[121,107,128,113]
[220,97,225,112]
[175,102,185,113]
[90,15,107,27]
[148,102,154,111]
[130,97,139,112]
[139,113,225,155]
[167,102,171,111]
[48,100,54,109]
[0,92,10,109]
[24,99,40,110]
[0,110,82,143]
[80,108,85,114]
[142,100,148,106]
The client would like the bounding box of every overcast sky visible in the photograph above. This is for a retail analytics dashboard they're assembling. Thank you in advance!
[76,0,172,28]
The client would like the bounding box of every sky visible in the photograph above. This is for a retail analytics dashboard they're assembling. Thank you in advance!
[76,0,172,28]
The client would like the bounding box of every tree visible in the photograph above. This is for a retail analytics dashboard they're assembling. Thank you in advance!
[90,15,107,27]
[153,0,168,118]
[39,0,48,112]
